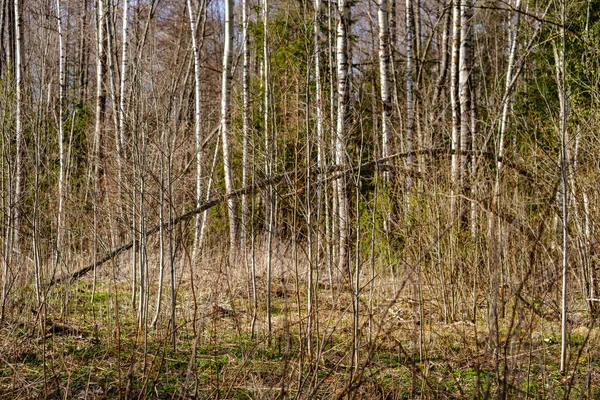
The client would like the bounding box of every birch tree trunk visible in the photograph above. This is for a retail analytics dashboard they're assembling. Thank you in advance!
[458,0,471,202]
[12,0,21,274]
[188,0,203,260]
[378,0,392,182]
[93,0,105,185]
[56,0,66,262]
[263,0,272,234]
[263,0,274,342]
[335,0,350,271]
[2,0,19,320]
[13,0,21,256]
[241,0,249,250]
[221,0,238,255]
[495,0,520,184]
[308,0,324,357]
[405,0,414,195]
[449,0,460,218]
[92,1,106,300]
[118,0,129,157]
[327,0,336,283]
[553,7,569,372]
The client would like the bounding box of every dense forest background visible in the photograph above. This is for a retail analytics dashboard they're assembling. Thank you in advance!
[0,0,599,398]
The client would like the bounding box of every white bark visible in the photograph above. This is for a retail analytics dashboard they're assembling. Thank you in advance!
[458,0,471,193]
[336,0,350,270]
[118,0,129,157]
[93,0,105,174]
[496,0,521,174]
[221,0,238,253]
[263,0,274,341]
[405,0,414,193]
[3,0,22,320]
[14,0,22,258]
[327,0,336,280]
[56,0,66,257]
[241,0,249,249]
[378,0,392,175]
[188,0,203,260]
[263,0,272,234]
[308,0,323,357]
[314,0,324,171]
[449,0,460,216]
[92,1,105,298]
[553,30,569,374]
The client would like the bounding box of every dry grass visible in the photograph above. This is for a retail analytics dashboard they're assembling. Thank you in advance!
[0,236,598,399]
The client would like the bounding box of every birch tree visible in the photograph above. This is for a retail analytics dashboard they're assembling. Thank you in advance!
[263,0,274,341]
[93,0,105,194]
[241,0,250,249]
[377,0,391,181]
[13,0,22,262]
[188,0,203,260]
[449,0,460,217]
[2,0,23,320]
[405,0,414,194]
[307,0,324,356]
[221,0,238,254]
[495,0,521,188]
[458,0,472,210]
[92,0,106,299]
[118,0,129,157]
[56,0,66,263]
[335,0,350,270]
[553,1,569,373]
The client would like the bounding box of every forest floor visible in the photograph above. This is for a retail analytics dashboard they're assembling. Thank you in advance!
[0,253,598,399]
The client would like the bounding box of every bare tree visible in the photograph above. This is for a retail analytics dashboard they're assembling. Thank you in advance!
[56,0,66,265]
[188,0,203,260]
[553,0,568,372]
[118,0,129,157]
[91,0,106,300]
[458,0,472,218]
[221,0,238,255]
[378,0,392,180]
[2,0,22,321]
[405,0,414,194]
[307,0,324,357]
[335,0,350,271]
[263,0,274,341]
[449,0,460,217]
[241,0,250,250]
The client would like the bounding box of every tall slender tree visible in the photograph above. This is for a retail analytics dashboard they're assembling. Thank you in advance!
[188,0,203,260]
[118,0,129,157]
[221,0,238,255]
[378,0,391,181]
[335,0,350,272]
[56,0,66,264]
[554,0,568,373]
[241,0,250,250]
[308,0,324,357]
[449,0,460,218]
[405,0,415,194]
[458,0,472,212]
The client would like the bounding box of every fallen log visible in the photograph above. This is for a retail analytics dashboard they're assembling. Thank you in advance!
[49,148,532,286]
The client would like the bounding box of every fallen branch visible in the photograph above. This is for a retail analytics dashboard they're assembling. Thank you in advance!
[49,148,532,286]
[49,170,293,286]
